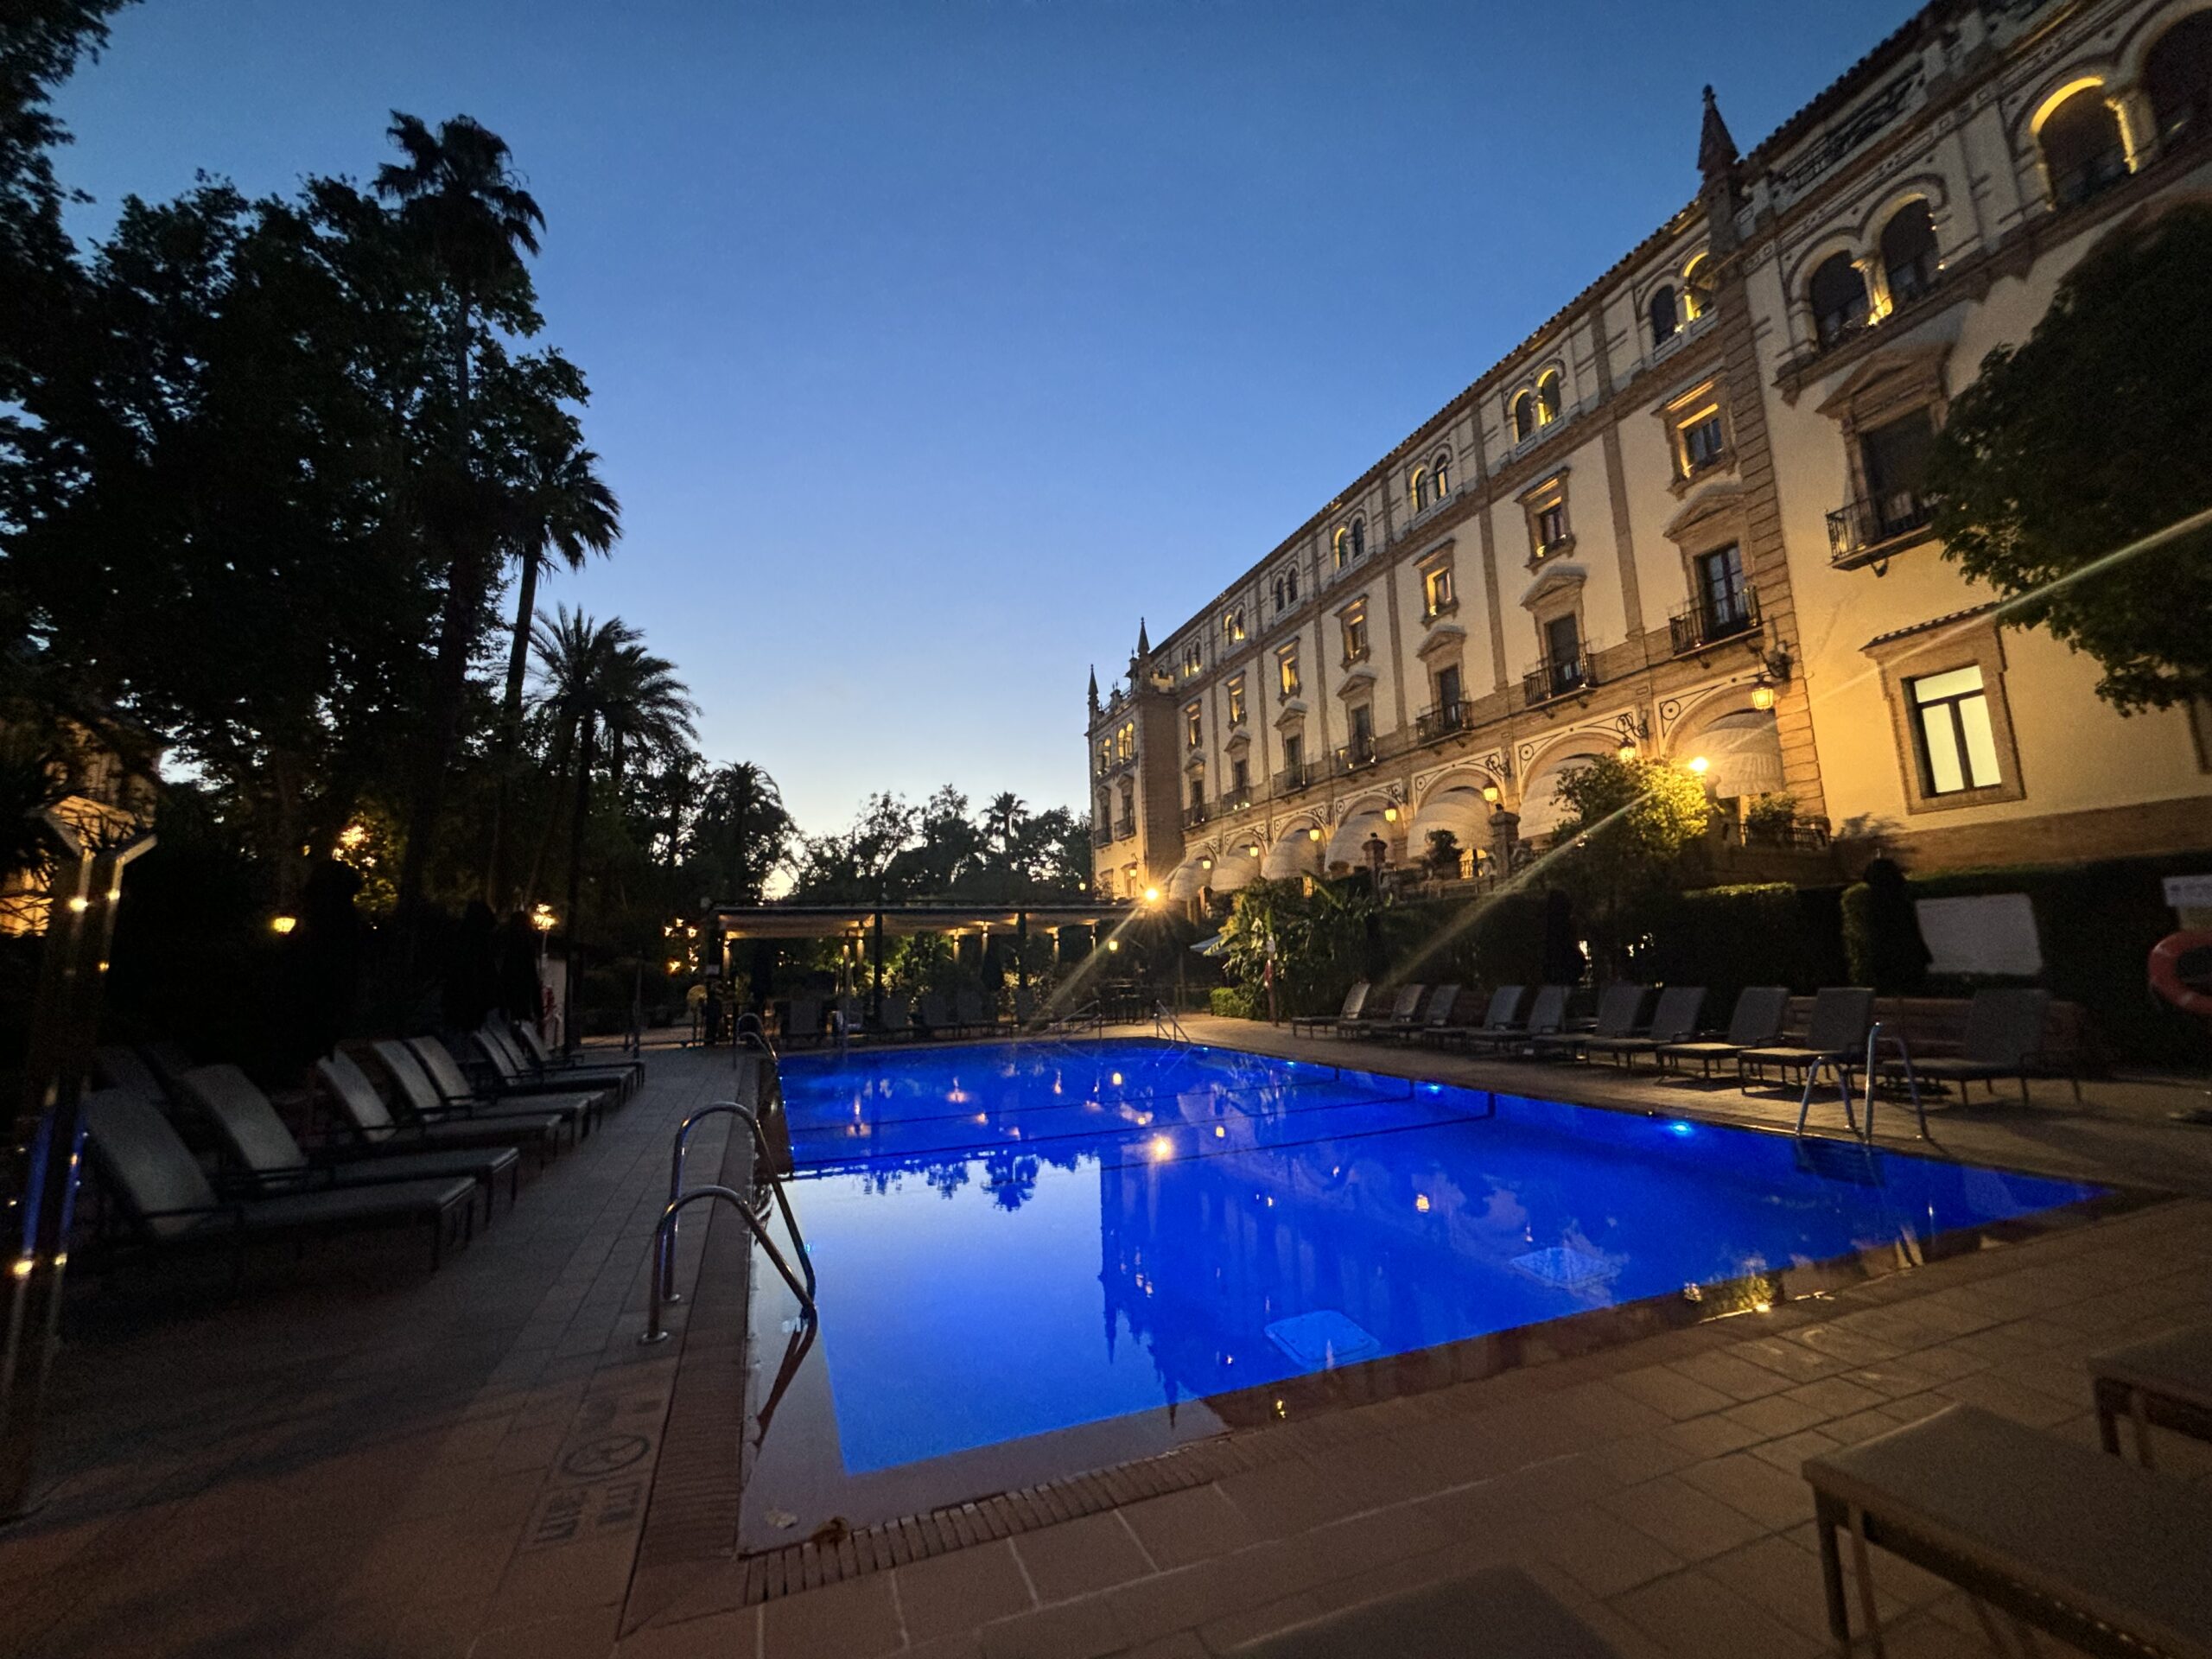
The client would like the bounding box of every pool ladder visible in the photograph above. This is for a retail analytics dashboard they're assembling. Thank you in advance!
[641,1093,817,1345]
[1793,1021,1927,1144]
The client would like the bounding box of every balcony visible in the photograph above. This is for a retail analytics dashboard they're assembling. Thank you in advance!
[1333,737,1380,777]
[1218,790,1255,816]
[1273,762,1315,797]
[1181,803,1209,830]
[1668,588,1761,656]
[2050,149,2131,210]
[1090,823,1113,849]
[1522,652,1595,709]
[1415,700,1472,744]
[1828,491,1935,567]
[1113,815,1136,842]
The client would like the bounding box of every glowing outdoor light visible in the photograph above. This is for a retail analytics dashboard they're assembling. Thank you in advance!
[1106,938,1121,952]
[1618,741,1639,761]
[270,914,297,936]
[1307,827,1322,842]
[1482,784,1502,804]
[1149,1135,1174,1160]
[1750,681,1777,711]
[1382,806,1399,823]
[1199,856,1213,869]
[1144,886,1162,904]
[1688,755,1710,775]
[531,903,557,932]
[67,896,89,913]
[1415,1193,1432,1213]
[337,823,369,851]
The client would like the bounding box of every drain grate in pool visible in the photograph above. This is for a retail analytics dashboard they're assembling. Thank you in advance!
[1264,1310,1382,1369]
[1510,1245,1617,1292]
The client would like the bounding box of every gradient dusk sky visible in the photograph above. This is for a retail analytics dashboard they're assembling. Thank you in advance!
[54,0,1923,837]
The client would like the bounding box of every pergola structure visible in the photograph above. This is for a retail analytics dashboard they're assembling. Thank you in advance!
[709,900,1135,1020]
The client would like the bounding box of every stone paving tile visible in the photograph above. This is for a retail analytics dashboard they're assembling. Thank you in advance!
[1012,1512,1157,1604]
[1702,1534,1908,1645]
[1672,1449,1820,1531]
[1745,1427,1841,1476]
[1599,1474,1770,1561]
[1718,1391,1829,1442]
[760,1573,904,1659]
[1514,1503,1686,1599]
[895,1540,1038,1643]
[1608,1566,1827,1659]
[975,1596,1132,1659]
[1117,1484,1256,1571]
[1663,1349,1796,1402]
[1609,1365,1737,1422]
[1194,1591,1321,1653]
[613,1607,760,1657]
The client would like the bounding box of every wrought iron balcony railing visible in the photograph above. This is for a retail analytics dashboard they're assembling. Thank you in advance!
[1522,652,1594,708]
[1273,762,1315,797]
[1090,823,1113,849]
[1181,803,1209,829]
[1827,491,1934,565]
[1112,815,1136,841]
[1333,737,1380,776]
[1668,588,1761,656]
[1415,700,1472,743]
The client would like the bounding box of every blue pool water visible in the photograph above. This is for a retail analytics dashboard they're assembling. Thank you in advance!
[774,1041,2102,1478]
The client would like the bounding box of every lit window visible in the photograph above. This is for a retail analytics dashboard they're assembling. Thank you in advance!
[1423,563,1454,617]
[1228,677,1247,726]
[1097,739,1111,773]
[1277,647,1300,698]
[2037,83,2131,207]
[1649,284,1680,349]
[1116,721,1135,762]
[1185,702,1203,749]
[1332,526,1351,569]
[1224,605,1246,645]
[1535,502,1569,554]
[1536,372,1562,425]
[1879,201,1939,307]
[1433,451,1452,497]
[1511,391,1536,442]
[1810,252,1870,349]
[1678,406,1726,474]
[1683,255,1713,319]
[1910,665,2003,794]
[1341,601,1369,663]
[1409,467,1428,513]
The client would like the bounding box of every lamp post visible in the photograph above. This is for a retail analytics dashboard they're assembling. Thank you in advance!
[529,903,556,1041]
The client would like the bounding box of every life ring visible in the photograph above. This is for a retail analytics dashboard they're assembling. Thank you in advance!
[2149,931,2212,1019]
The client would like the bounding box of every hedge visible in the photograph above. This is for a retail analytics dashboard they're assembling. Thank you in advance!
[1637,883,1848,1012]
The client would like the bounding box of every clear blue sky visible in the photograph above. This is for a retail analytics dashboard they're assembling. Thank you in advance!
[54,0,1922,837]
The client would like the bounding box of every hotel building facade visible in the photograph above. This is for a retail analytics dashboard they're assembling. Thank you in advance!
[1088,0,2212,905]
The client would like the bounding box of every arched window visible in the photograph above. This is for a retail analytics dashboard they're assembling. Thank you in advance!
[1350,518,1366,560]
[1808,252,1870,349]
[1511,391,1536,442]
[2146,12,2212,149]
[1433,451,1452,498]
[1649,284,1680,348]
[1410,467,1429,512]
[2037,83,2130,207]
[1879,201,1940,306]
[1683,255,1713,320]
[1332,525,1351,569]
[1536,371,1562,425]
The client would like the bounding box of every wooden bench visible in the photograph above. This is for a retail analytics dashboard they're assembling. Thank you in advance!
[1803,1403,2212,1658]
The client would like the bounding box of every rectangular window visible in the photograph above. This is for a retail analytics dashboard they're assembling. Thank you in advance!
[1281,732,1304,773]
[1681,409,1726,472]
[1347,703,1374,762]
[1544,612,1580,664]
[1190,777,1205,810]
[1227,676,1247,726]
[1435,664,1462,713]
[1910,665,2002,794]
[1185,703,1202,749]
[1231,756,1249,796]
[1536,503,1568,552]
[1278,647,1300,697]
[1342,603,1370,663]
[1116,721,1135,762]
[1424,564,1455,616]
[1860,411,1936,538]
[1696,543,1749,627]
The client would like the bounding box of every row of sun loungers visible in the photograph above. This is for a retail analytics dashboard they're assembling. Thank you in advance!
[85,1020,644,1285]
[1292,980,2066,1100]
[778,988,1042,1046]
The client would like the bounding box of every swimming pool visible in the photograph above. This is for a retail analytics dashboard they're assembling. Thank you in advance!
[742,1039,2104,1540]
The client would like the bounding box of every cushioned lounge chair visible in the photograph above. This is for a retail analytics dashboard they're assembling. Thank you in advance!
[1583,985,1705,1068]
[1878,988,2074,1106]
[84,1089,477,1276]
[1738,986,1876,1092]
[1464,985,1569,1054]
[1529,983,1647,1060]
[474,1026,629,1106]
[1654,986,1789,1077]
[1343,983,1424,1039]
[1405,986,1469,1043]
[1290,982,1366,1038]
[1426,985,1526,1048]
[510,1019,645,1091]
[377,1039,599,1141]
[874,995,912,1038]
[1227,1565,1623,1659]
[2091,1323,2212,1468]
[318,1051,566,1160]
[1802,1404,2212,1659]
[94,1045,168,1103]
[181,1063,518,1220]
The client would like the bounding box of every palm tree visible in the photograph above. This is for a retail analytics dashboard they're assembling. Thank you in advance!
[984,792,1026,856]
[486,428,619,901]
[375,111,547,931]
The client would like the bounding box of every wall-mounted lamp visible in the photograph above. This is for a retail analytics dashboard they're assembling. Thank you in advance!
[1482,784,1502,804]
[1382,806,1399,823]
[270,914,297,936]
[1307,826,1323,842]
[1750,678,1777,712]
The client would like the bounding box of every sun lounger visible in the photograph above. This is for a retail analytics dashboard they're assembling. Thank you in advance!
[1738,986,1875,1091]
[1226,1564,1624,1658]
[1426,985,1526,1048]
[318,1051,566,1160]
[94,1045,169,1103]
[376,1039,600,1141]
[1583,985,1705,1068]
[510,1019,645,1090]
[140,1039,198,1095]
[1405,985,1470,1043]
[1802,1403,2212,1659]
[2091,1323,2212,1468]
[1343,983,1425,1039]
[180,1063,518,1219]
[474,1025,630,1105]
[1877,988,2073,1106]
[955,989,989,1034]
[874,995,912,1038]
[1290,982,1366,1038]
[1654,985,1789,1077]
[1465,985,1569,1054]
[1529,983,1646,1060]
[83,1089,478,1275]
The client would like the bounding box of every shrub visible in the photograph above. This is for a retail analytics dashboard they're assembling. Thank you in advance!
[1744,792,1797,841]
[1209,984,1255,1020]
[1639,883,1842,1010]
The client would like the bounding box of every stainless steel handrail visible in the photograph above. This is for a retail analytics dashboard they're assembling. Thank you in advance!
[652,1098,814,1309]
[1793,1053,1860,1141]
[640,1184,814,1344]
[1153,1001,1191,1045]
[1862,1020,1928,1140]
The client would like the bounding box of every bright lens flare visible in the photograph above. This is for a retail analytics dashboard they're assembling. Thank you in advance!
[1148,1135,1174,1161]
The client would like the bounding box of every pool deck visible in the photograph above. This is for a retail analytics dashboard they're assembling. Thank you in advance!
[3,1027,2210,1658]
